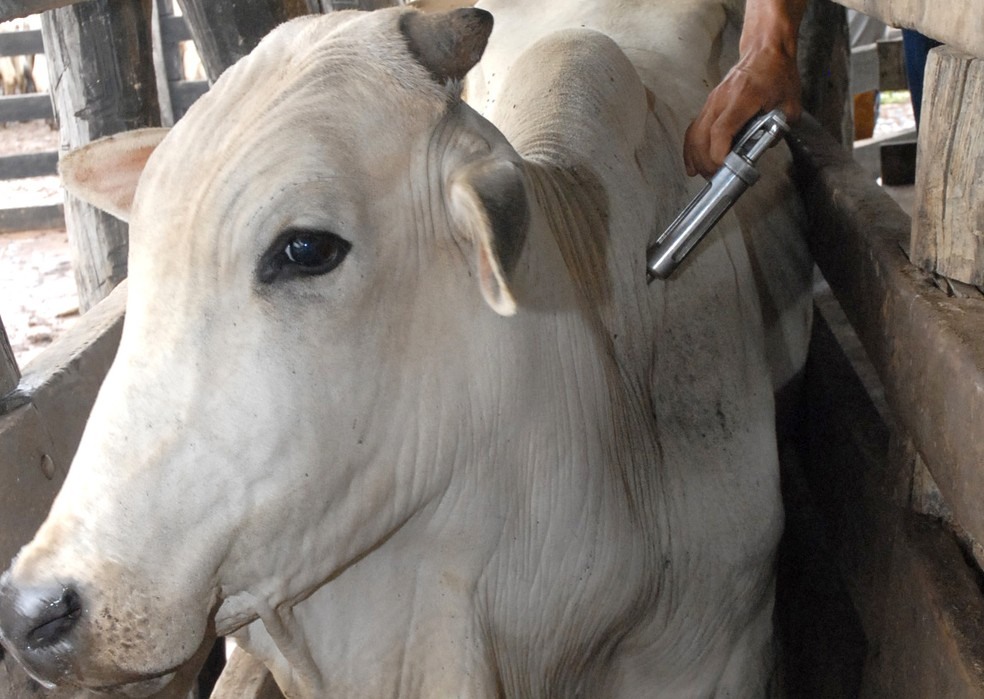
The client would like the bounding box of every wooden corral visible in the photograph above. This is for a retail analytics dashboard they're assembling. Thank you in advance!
[0,0,983,697]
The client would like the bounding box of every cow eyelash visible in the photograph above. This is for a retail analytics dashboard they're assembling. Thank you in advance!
[258,228,352,283]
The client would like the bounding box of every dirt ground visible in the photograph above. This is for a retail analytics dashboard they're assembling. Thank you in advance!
[0,119,72,369]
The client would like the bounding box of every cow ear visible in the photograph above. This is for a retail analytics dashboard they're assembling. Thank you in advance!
[399,7,492,83]
[59,128,170,223]
[448,157,529,316]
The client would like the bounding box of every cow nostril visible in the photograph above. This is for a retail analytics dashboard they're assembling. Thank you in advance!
[0,584,84,653]
[26,587,83,649]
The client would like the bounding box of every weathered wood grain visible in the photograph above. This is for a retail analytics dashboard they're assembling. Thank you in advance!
[788,113,984,562]
[912,46,984,286]
[834,0,984,61]
[0,285,125,697]
[174,0,310,81]
[802,308,984,697]
[40,0,160,313]
[0,283,125,561]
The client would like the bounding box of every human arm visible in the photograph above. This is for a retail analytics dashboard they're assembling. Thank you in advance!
[682,0,807,177]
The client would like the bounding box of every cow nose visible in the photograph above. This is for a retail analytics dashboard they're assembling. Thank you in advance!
[0,576,83,678]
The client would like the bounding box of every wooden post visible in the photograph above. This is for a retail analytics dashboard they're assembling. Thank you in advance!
[0,315,19,398]
[173,0,309,81]
[798,0,853,147]
[41,0,161,312]
[911,46,984,287]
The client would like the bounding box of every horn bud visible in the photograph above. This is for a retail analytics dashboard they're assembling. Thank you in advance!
[400,8,493,83]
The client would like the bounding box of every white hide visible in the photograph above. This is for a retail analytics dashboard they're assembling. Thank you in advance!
[1,3,811,698]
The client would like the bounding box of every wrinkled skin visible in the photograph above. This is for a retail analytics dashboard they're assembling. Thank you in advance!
[0,3,811,697]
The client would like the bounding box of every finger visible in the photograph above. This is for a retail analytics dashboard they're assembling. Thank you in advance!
[683,119,702,177]
[706,99,764,173]
[685,105,718,178]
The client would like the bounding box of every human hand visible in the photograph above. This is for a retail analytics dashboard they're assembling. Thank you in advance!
[683,0,806,178]
[683,46,802,178]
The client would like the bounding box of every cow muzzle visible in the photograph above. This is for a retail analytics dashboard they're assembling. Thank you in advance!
[0,572,84,685]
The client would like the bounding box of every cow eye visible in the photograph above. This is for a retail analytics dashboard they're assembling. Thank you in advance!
[259,229,351,283]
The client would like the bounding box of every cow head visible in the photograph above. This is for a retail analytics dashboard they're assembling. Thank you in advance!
[0,7,530,693]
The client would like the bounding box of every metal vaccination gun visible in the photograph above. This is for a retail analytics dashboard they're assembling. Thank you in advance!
[646,109,789,282]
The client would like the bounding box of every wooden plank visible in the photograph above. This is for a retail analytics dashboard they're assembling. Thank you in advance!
[851,125,916,181]
[0,150,57,180]
[0,0,78,23]
[798,0,852,146]
[803,308,984,697]
[0,28,43,57]
[160,12,191,43]
[911,46,984,286]
[171,78,207,114]
[313,0,400,9]
[876,37,907,91]
[152,0,175,126]
[861,513,984,696]
[0,204,64,233]
[40,0,161,313]
[851,43,879,95]
[0,315,18,396]
[833,0,984,61]
[0,92,54,122]
[787,113,984,559]
[0,282,124,562]
[175,0,310,81]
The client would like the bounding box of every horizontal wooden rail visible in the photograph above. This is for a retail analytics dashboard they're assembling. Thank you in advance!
[802,306,984,695]
[834,0,984,61]
[0,204,64,232]
[0,92,53,121]
[0,28,42,57]
[0,281,124,561]
[160,12,192,43]
[0,150,57,180]
[171,78,208,112]
[788,114,984,552]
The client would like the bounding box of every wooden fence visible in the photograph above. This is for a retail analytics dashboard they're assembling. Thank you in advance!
[0,1,208,234]
[0,23,61,232]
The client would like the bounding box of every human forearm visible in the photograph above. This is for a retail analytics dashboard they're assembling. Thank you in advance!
[683,0,807,177]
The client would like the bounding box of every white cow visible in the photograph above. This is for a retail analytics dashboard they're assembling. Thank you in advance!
[0,3,811,697]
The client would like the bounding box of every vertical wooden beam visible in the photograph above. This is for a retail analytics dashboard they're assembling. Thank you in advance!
[911,46,984,286]
[173,0,309,81]
[0,315,19,398]
[41,0,161,312]
[151,0,176,127]
[798,0,853,147]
